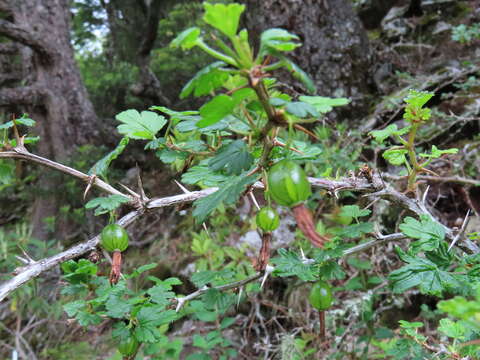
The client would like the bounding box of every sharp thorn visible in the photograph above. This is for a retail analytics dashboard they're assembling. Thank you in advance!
[119,183,140,198]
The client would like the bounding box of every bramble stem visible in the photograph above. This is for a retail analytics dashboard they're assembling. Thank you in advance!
[406,123,421,193]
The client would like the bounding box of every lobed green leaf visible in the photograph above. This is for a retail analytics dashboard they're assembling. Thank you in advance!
[116,110,167,140]
[203,3,245,38]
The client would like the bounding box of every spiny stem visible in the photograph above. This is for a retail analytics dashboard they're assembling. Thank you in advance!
[406,123,421,193]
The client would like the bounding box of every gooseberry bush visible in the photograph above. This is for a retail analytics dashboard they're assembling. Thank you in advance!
[2,2,480,359]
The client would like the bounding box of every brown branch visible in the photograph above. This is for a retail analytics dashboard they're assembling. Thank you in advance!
[0,19,56,62]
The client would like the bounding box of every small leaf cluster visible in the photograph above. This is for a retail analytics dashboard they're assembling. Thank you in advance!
[370,90,458,191]
[388,215,478,296]
[451,23,480,44]
[61,259,242,359]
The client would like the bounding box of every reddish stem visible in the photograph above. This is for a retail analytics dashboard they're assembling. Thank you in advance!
[292,204,329,248]
[319,310,326,339]
[255,232,271,271]
[110,251,122,285]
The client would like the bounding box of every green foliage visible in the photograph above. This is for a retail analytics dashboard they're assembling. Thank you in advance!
[58,8,360,353]
[282,58,316,94]
[0,114,39,150]
[419,145,458,159]
[451,23,480,44]
[285,101,319,118]
[62,256,244,359]
[438,286,480,331]
[403,89,434,123]
[192,174,257,223]
[299,96,350,114]
[180,61,229,98]
[370,124,410,144]
[369,89,458,192]
[88,137,129,179]
[198,94,237,127]
[271,249,317,281]
[171,27,202,50]
[116,110,167,140]
[339,205,371,220]
[203,3,245,38]
[389,253,461,296]
[85,194,130,216]
[383,148,408,166]
[386,215,472,296]
[259,28,301,55]
[182,163,230,187]
[399,215,445,251]
[0,160,14,188]
[208,140,253,175]
[0,114,35,130]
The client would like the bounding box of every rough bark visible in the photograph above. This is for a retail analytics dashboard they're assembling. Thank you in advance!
[101,0,174,106]
[0,0,99,239]
[243,0,375,120]
[357,0,400,29]
[131,0,171,105]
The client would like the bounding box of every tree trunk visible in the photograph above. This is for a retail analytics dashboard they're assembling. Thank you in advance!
[243,0,375,120]
[101,0,174,106]
[0,0,99,239]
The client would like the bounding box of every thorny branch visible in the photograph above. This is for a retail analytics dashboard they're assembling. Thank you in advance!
[175,272,264,312]
[0,147,477,301]
[0,147,129,198]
